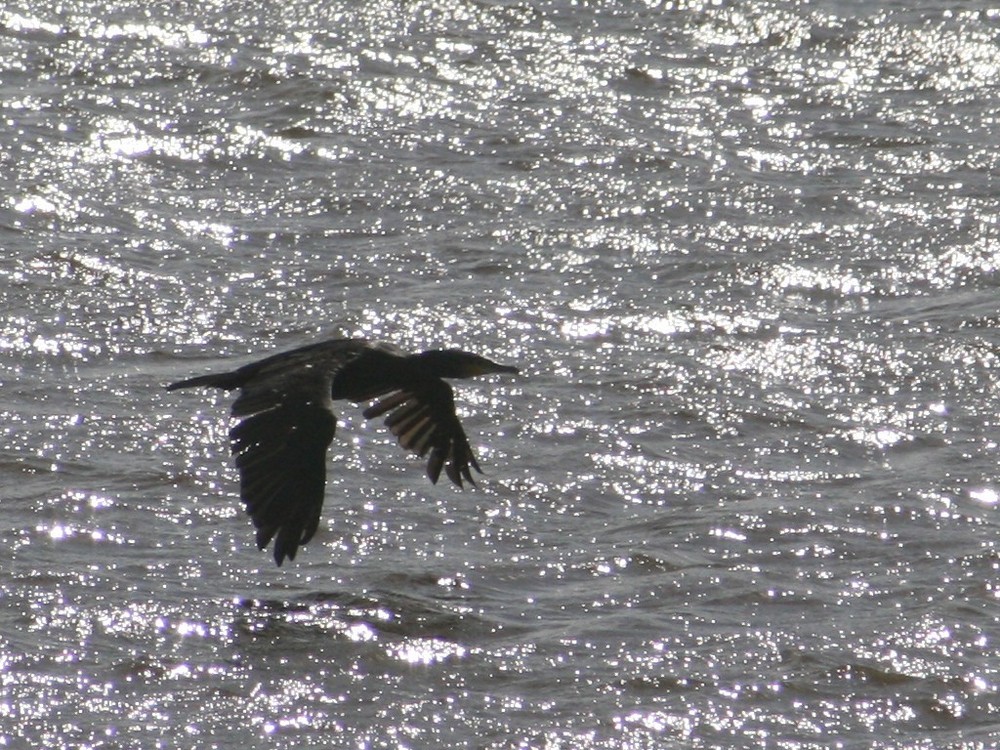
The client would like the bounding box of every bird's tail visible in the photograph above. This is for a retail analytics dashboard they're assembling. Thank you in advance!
[166,371,243,392]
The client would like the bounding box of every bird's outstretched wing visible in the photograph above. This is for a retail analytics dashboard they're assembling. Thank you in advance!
[228,365,338,565]
[362,381,482,488]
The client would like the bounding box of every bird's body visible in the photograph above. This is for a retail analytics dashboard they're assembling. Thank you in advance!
[168,338,518,565]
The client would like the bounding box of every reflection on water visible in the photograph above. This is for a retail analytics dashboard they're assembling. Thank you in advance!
[4,0,1000,747]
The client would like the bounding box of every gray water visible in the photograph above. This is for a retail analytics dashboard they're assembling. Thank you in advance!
[3,1,1000,747]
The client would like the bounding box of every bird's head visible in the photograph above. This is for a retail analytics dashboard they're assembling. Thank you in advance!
[412,349,520,379]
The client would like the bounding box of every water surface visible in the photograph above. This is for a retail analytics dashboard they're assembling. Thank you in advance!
[3,2,1000,748]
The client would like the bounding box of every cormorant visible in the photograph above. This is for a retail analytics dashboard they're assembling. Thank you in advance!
[167,338,519,565]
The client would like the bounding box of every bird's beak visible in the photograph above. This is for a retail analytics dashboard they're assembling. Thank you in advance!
[478,361,519,376]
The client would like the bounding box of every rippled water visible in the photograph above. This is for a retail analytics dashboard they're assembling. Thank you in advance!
[4,1,1000,747]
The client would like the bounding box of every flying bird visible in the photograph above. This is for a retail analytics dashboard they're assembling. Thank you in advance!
[167,338,519,565]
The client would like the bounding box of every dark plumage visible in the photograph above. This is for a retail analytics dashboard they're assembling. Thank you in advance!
[167,338,519,565]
